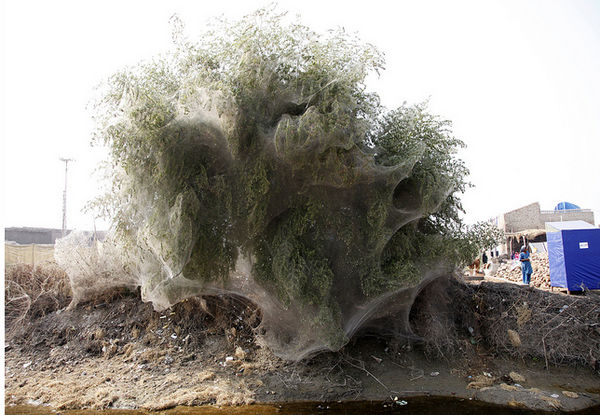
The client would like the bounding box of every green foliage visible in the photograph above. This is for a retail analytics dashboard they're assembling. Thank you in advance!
[464,221,505,257]
[89,6,475,351]
[368,100,470,217]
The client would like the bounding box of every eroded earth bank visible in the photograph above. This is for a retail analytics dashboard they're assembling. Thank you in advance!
[5,267,600,413]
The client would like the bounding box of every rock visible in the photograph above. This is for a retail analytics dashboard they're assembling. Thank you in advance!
[102,341,118,358]
[235,346,246,361]
[509,371,526,383]
[467,375,495,389]
[508,329,522,347]
[563,391,579,399]
[94,329,105,340]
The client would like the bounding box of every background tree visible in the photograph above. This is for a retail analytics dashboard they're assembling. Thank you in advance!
[465,221,506,257]
[84,7,476,359]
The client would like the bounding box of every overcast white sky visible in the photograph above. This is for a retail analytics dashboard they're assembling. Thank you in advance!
[2,0,600,231]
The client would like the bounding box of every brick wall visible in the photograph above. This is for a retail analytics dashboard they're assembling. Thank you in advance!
[501,203,595,232]
[540,210,595,226]
[503,202,543,232]
[494,203,596,257]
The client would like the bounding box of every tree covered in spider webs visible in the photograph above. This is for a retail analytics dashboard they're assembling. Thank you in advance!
[85,7,490,359]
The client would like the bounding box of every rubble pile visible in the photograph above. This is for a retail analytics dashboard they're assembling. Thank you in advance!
[493,253,552,290]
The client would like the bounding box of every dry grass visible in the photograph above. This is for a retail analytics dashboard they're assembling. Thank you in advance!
[408,275,478,359]
[406,276,600,372]
[472,282,600,370]
[4,262,72,336]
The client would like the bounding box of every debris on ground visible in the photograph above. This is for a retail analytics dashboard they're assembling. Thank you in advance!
[493,253,552,289]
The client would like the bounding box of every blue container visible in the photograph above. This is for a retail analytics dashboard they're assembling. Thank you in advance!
[546,220,600,291]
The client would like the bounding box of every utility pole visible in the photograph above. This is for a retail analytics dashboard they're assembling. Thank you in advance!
[59,158,75,235]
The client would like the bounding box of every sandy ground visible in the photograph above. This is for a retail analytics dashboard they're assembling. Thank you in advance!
[5,280,600,413]
[6,336,600,413]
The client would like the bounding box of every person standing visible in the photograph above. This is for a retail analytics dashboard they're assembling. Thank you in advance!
[520,245,533,285]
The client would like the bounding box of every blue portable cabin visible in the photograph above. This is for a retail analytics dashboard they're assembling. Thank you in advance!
[546,220,600,291]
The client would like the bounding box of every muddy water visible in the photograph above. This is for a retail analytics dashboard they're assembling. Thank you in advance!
[6,398,600,415]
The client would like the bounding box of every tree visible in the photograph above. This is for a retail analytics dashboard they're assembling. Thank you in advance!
[85,7,474,359]
[465,221,506,256]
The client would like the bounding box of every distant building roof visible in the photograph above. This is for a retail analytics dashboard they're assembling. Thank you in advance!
[5,227,68,245]
[546,220,597,231]
[554,202,581,211]
[4,227,108,245]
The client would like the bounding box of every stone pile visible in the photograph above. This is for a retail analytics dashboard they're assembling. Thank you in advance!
[493,253,552,290]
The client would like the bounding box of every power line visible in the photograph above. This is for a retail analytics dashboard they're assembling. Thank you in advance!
[59,158,75,235]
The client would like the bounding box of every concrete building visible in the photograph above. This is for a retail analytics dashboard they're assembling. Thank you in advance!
[491,202,595,257]
[5,227,70,245]
[5,227,107,265]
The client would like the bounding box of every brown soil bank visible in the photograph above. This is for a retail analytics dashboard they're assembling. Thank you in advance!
[4,268,600,413]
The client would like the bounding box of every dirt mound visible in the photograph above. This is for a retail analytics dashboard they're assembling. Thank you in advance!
[5,292,265,410]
